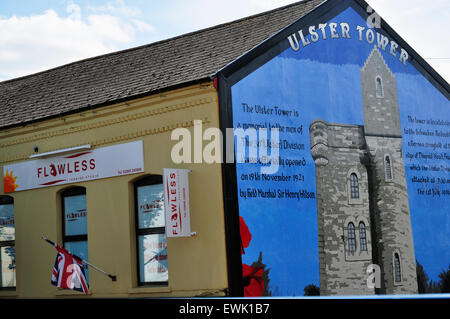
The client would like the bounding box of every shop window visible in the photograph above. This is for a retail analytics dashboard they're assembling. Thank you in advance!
[61,187,88,280]
[347,222,356,253]
[134,175,168,286]
[359,222,367,251]
[0,196,15,289]
[350,173,359,199]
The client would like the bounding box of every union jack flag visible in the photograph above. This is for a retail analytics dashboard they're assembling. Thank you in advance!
[51,245,89,294]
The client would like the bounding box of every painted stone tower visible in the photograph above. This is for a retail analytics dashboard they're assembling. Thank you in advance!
[309,47,418,295]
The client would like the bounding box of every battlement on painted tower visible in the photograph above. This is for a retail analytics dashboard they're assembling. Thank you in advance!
[309,119,366,166]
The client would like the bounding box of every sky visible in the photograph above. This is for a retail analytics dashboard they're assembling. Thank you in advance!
[0,0,449,83]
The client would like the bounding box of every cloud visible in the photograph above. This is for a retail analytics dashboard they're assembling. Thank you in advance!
[153,0,299,38]
[87,0,154,33]
[245,0,305,11]
[161,0,449,83]
[67,1,82,20]
[87,0,141,17]
[131,18,155,33]
[366,0,450,82]
[0,0,447,84]
[0,1,154,81]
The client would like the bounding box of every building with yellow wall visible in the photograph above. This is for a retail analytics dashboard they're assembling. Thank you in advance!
[1,83,230,298]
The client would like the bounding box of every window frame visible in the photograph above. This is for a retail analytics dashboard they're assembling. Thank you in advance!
[61,187,88,246]
[385,154,393,181]
[350,173,360,199]
[376,76,384,98]
[359,222,367,252]
[0,195,15,290]
[347,222,356,253]
[134,175,168,287]
[394,252,402,283]
[347,169,363,205]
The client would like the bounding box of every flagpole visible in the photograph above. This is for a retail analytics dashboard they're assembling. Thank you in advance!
[42,236,117,282]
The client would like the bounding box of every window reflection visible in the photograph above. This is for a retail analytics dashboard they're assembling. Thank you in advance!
[62,188,88,282]
[137,185,165,229]
[138,234,168,283]
[0,197,15,289]
[134,176,168,286]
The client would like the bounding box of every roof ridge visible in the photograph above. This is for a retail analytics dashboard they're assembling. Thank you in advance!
[0,0,313,85]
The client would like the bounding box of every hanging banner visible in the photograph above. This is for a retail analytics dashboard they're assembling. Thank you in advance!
[3,140,144,193]
[163,168,191,237]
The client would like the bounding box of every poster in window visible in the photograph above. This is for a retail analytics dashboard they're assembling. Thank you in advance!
[137,184,165,229]
[0,204,14,242]
[138,234,168,283]
[64,195,87,237]
[0,246,15,288]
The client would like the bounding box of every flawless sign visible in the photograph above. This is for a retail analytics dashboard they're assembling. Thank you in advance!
[163,168,191,237]
[3,141,144,193]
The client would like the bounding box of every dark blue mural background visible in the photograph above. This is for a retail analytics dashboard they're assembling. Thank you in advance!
[232,7,449,296]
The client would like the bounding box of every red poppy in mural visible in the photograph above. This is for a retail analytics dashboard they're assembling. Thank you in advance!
[242,263,264,297]
[239,216,252,255]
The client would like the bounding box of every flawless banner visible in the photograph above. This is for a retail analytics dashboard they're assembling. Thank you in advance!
[3,140,144,193]
[163,168,191,237]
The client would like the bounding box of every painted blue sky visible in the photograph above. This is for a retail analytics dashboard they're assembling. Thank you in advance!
[232,6,449,296]
[0,0,449,82]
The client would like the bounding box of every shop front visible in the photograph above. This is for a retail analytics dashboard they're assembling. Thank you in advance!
[0,84,228,298]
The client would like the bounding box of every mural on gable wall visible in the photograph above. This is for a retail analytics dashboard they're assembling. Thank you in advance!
[231,6,449,296]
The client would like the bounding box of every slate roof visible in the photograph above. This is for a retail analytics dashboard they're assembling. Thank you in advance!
[0,0,323,130]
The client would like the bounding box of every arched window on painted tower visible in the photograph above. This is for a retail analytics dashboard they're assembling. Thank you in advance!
[347,222,356,252]
[350,173,359,199]
[376,76,383,97]
[385,155,393,181]
[394,253,402,283]
[359,222,367,251]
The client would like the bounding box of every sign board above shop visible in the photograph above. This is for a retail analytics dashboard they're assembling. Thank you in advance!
[3,140,144,193]
[163,168,192,238]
